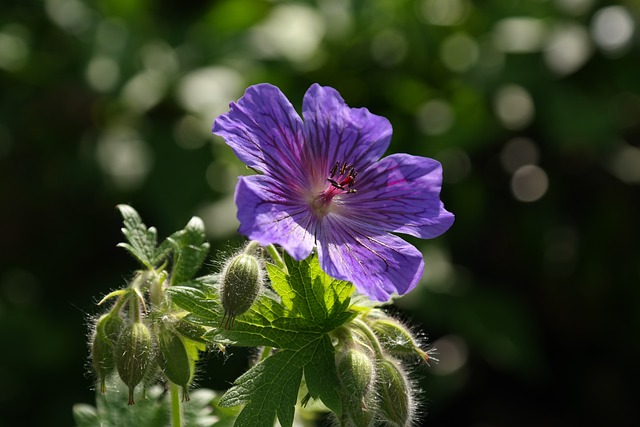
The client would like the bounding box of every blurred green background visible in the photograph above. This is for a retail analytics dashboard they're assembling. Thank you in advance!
[1,0,639,426]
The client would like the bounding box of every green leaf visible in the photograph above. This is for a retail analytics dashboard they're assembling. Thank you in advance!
[116,204,160,269]
[168,286,220,320]
[73,381,229,427]
[214,253,355,427]
[168,217,210,286]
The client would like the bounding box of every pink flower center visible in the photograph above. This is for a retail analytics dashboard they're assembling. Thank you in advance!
[310,161,358,215]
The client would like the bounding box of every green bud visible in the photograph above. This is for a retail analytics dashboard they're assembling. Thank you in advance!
[337,349,375,399]
[337,348,377,427]
[376,359,414,427]
[91,313,124,393]
[159,327,192,401]
[115,321,152,405]
[220,252,262,329]
[370,318,429,362]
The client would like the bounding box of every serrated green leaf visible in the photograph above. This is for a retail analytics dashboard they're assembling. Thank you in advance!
[74,380,224,427]
[214,253,355,426]
[167,286,220,320]
[116,205,160,269]
[168,217,210,286]
[219,349,301,427]
[303,334,342,415]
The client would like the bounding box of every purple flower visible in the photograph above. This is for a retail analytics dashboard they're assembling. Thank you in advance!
[212,83,454,301]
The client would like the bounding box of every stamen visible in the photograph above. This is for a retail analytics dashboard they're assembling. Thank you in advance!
[326,161,358,193]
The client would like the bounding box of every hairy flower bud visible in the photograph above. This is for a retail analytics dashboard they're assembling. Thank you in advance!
[159,327,192,401]
[370,318,429,362]
[337,348,375,399]
[91,313,124,393]
[220,252,263,329]
[376,358,414,427]
[337,348,377,427]
[115,321,152,405]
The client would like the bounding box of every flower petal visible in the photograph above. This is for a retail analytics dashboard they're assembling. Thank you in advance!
[316,216,424,301]
[352,153,455,239]
[302,84,392,175]
[235,175,315,261]
[212,84,305,178]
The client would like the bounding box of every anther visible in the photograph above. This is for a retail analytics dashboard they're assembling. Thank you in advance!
[326,161,358,192]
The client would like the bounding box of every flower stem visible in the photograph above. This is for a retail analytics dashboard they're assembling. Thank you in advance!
[265,244,287,272]
[244,240,261,254]
[169,381,183,427]
[352,318,385,359]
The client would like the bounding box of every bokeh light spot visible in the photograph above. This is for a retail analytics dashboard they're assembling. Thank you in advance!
[494,85,535,130]
[609,142,640,184]
[554,0,595,16]
[0,26,30,72]
[95,18,128,54]
[250,4,325,64]
[318,0,353,40]
[440,32,479,73]
[511,165,549,202]
[544,23,592,76]
[197,196,240,238]
[86,56,120,92]
[174,115,209,150]
[419,0,469,26]
[590,6,635,54]
[140,41,179,76]
[176,66,244,130]
[45,0,93,35]
[438,147,472,183]
[493,17,547,53]
[121,70,167,113]
[431,335,469,376]
[370,28,408,67]
[96,128,153,190]
[500,137,540,174]
[416,99,454,135]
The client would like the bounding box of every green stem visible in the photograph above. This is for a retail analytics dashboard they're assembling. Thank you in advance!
[128,293,140,323]
[244,240,261,254]
[149,270,167,308]
[265,244,287,272]
[352,318,385,358]
[169,381,183,427]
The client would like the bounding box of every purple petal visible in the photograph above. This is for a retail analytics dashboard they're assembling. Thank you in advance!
[212,84,305,179]
[301,84,392,176]
[235,175,315,261]
[351,153,455,239]
[316,216,424,301]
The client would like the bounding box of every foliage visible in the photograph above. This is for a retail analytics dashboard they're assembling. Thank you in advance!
[2,1,640,426]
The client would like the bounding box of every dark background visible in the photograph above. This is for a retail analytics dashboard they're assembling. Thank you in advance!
[1,0,639,426]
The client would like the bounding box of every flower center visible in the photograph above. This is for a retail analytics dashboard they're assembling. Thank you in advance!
[310,161,358,215]
[327,161,358,194]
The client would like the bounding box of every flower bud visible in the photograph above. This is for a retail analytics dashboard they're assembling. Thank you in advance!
[91,313,124,393]
[376,359,414,427]
[220,252,263,329]
[158,327,192,401]
[337,348,377,427]
[370,318,428,362]
[115,321,152,405]
[337,348,375,399]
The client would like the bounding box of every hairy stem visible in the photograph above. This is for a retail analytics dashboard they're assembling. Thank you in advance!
[169,381,183,427]
[265,244,287,272]
[352,318,385,359]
